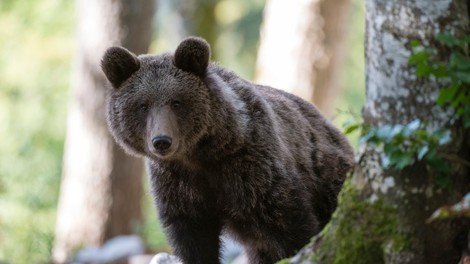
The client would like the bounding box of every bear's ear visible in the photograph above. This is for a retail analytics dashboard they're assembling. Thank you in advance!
[101,46,140,88]
[173,37,211,77]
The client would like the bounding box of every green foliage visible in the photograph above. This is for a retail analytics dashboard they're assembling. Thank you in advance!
[0,0,74,262]
[214,0,265,78]
[408,32,470,235]
[365,120,451,174]
[344,118,453,187]
[409,33,470,128]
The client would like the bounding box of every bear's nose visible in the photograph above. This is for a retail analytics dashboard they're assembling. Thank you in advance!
[152,136,172,152]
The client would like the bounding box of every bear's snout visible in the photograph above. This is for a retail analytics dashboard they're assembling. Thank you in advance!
[152,136,172,153]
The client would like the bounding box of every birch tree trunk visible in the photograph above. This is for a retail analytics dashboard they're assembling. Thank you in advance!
[288,1,470,263]
[53,0,155,262]
[255,0,349,116]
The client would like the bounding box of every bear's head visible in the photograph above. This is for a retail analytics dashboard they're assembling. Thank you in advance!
[101,37,212,160]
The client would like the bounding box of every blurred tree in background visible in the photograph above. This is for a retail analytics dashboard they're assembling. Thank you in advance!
[174,0,219,59]
[153,0,265,79]
[52,0,155,262]
[0,0,364,263]
[256,0,350,117]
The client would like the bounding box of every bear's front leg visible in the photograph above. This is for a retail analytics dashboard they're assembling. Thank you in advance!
[164,217,222,264]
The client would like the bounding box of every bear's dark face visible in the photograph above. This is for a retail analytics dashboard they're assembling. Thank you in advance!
[102,38,212,161]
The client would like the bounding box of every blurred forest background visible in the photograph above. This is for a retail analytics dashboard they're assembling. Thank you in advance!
[0,0,364,263]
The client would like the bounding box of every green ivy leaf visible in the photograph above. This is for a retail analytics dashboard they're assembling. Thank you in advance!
[417,145,429,160]
[376,125,394,141]
[344,123,361,135]
[401,126,413,138]
[435,129,452,145]
[437,85,458,106]
[360,129,377,145]
[388,125,403,141]
[397,152,415,170]
[430,65,449,78]
[461,93,470,104]
[451,71,470,83]
[416,63,432,77]
[408,50,429,64]
[463,107,470,128]
[461,35,470,44]
[449,53,470,71]
[383,142,397,155]
[415,129,430,141]
[407,119,421,132]
[436,33,458,46]
[389,150,414,170]
[455,90,470,107]
[410,40,422,48]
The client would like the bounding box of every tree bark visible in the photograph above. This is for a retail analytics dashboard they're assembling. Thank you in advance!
[360,1,469,262]
[53,0,155,262]
[287,1,470,263]
[255,0,349,117]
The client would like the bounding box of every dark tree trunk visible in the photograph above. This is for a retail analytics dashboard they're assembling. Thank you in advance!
[287,1,470,263]
[53,0,155,262]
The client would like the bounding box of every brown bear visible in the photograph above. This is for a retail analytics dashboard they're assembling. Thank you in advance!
[101,37,354,264]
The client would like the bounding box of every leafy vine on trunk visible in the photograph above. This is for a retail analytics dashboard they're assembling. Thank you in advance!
[342,33,470,190]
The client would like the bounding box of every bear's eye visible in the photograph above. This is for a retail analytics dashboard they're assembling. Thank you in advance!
[140,103,149,111]
[171,100,181,109]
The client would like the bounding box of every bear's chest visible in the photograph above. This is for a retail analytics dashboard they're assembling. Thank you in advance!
[150,165,224,215]
[149,159,270,218]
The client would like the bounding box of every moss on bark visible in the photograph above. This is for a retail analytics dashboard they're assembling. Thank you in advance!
[285,178,410,264]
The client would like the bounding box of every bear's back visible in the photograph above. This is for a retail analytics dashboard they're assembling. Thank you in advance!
[211,64,354,226]
[212,64,353,169]
[256,84,354,226]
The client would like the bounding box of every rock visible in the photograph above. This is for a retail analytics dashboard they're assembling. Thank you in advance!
[221,237,244,263]
[99,235,145,262]
[74,246,101,263]
[149,253,181,264]
[74,235,146,263]
[146,237,246,264]
[129,255,155,264]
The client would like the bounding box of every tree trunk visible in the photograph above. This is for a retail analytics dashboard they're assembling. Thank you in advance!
[174,0,218,59]
[288,1,470,263]
[255,0,349,117]
[53,0,155,262]
[359,1,469,262]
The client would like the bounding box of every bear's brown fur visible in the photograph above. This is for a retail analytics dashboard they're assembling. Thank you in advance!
[102,37,354,264]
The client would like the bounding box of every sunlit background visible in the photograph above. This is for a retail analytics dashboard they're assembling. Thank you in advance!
[0,0,364,263]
